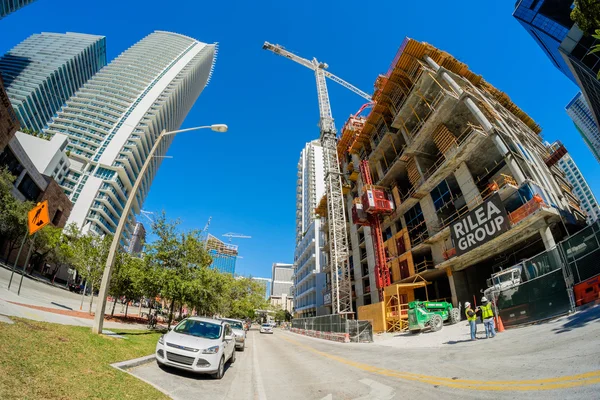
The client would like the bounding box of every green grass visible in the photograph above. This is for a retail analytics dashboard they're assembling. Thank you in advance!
[0,318,170,400]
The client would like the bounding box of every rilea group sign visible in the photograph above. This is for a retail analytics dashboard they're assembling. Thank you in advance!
[450,193,511,257]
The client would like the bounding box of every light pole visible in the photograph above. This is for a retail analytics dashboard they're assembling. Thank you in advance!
[91,124,228,334]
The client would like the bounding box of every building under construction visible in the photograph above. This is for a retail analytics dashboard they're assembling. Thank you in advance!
[329,37,586,330]
[205,234,238,275]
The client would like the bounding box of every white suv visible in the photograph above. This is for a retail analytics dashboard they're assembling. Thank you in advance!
[155,317,236,379]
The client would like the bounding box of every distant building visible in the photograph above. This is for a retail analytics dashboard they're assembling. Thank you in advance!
[293,140,328,318]
[0,0,37,19]
[270,294,293,313]
[0,74,19,151]
[549,142,600,224]
[128,222,146,255]
[566,92,600,163]
[251,277,272,299]
[0,32,106,131]
[205,234,237,275]
[271,262,293,297]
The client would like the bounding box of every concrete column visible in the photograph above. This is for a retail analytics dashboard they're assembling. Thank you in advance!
[413,156,427,182]
[419,194,439,235]
[505,155,527,185]
[454,161,482,210]
[14,169,27,187]
[446,267,458,307]
[375,161,385,183]
[539,225,556,251]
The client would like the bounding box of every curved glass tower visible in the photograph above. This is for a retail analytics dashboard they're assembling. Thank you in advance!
[45,31,217,241]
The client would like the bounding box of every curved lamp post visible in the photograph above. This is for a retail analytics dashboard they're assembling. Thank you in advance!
[92,124,228,334]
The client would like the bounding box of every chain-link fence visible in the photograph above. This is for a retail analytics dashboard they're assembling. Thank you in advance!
[291,315,373,343]
[493,221,600,327]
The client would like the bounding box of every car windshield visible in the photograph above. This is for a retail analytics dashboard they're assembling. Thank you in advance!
[262,324,270,328]
[224,320,243,330]
[174,320,222,339]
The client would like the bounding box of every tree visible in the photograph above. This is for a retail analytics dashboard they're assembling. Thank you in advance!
[109,252,144,317]
[226,277,270,320]
[0,168,33,263]
[590,29,600,79]
[571,0,600,35]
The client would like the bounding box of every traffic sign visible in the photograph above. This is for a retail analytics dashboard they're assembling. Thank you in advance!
[27,200,50,235]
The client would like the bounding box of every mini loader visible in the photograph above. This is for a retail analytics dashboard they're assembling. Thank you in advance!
[407,300,460,333]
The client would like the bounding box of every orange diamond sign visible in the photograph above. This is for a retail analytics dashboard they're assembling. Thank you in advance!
[28,200,50,235]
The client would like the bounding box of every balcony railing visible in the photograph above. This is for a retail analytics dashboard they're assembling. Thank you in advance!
[508,196,545,225]
[414,259,434,273]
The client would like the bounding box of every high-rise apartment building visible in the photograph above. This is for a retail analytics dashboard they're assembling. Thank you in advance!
[0,0,37,19]
[271,263,293,297]
[293,140,328,317]
[513,1,600,162]
[549,142,600,224]
[513,0,576,82]
[128,221,146,255]
[337,38,583,313]
[44,31,217,243]
[566,93,600,163]
[205,234,237,275]
[0,32,106,131]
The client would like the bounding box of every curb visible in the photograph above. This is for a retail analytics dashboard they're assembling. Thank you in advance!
[111,354,155,370]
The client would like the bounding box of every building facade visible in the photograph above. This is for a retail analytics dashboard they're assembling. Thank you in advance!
[0,32,106,131]
[551,143,600,224]
[128,221,146,255]
[513,0,576,83]
[293,140,328,317]
[205,234,237,275]
[566,92,600,163]
[43,31,217,244]
[337,38,583,313]
[271,263,293,297]
[0,0,37,19]
[0,73,19,151]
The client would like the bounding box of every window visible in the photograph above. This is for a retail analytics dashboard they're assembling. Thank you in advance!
[17,174,41,202]
[52,208,63,225]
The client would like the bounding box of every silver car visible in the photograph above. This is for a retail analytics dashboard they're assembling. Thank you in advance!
[220,318,246,351]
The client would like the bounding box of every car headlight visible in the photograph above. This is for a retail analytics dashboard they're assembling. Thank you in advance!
[158,335,164,345]
[202,345,219,354]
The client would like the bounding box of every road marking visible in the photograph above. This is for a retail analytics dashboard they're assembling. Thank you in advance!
[281,334,600,392]
[252,332,268,400]
[356,378,395,399]
[319,394,332,400]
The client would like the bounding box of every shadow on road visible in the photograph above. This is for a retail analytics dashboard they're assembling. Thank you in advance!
[158,359,234,380]
[443,339,477,345]
[50,302,73,310]
[553,304,600,334]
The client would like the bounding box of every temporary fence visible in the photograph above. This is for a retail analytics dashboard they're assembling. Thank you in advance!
[492,221,600,327]
[291,314,373,343]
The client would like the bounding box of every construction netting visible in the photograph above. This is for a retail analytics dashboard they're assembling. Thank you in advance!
[291,315,373,343]
[493,221,600,327]
[560,221,600,284]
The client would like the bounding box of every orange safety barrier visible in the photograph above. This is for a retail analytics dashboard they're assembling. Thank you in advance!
[508,196,544,225]
[574,276,600,307]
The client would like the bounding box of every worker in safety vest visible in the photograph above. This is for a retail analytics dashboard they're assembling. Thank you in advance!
[464,302,477,341]
[478,297,496,338]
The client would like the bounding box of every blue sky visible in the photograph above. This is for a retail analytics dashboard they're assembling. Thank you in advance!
[1,0,598,279]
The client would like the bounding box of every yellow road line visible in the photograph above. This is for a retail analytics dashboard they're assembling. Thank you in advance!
[281,335,600,391]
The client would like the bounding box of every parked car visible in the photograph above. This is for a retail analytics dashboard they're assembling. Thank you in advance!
[219,318,246,351]
[155,317,236,379]
[260,323,273,334]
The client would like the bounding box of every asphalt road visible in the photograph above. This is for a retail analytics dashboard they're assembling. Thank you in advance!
[128,311,600,400]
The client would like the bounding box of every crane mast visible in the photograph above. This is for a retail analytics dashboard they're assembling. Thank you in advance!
[263,42,370,315]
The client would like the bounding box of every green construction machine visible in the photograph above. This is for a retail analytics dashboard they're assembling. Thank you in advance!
[407,300,460,333]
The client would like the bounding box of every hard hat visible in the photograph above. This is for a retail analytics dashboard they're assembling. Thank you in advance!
[481,296,488,303]
[464,302,471,308]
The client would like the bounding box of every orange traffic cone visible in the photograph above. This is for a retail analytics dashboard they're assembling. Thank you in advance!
[495,316,505,333]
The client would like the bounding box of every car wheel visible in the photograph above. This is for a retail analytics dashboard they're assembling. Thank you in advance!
[230,349,236,364]
[213,356,225,380]
[239,343,245,352]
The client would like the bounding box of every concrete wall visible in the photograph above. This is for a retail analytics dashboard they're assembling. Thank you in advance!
[0,75,18,151]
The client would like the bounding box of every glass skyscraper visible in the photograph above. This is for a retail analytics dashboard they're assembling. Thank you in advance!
[0,0,37,19]
[205,234,237,275]
[0,32,106,132]
[513,0,576,83]
[44,31,217,242]
[566,92,600,163]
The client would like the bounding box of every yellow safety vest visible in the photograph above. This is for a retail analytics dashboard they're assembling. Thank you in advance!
[481,303,493,319]
[465,308,476,322]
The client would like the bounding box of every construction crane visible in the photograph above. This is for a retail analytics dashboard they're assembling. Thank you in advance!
[263,42,373,315]
[222,233,252,243]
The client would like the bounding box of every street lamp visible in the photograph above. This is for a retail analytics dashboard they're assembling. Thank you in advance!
[92,124,228,334]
